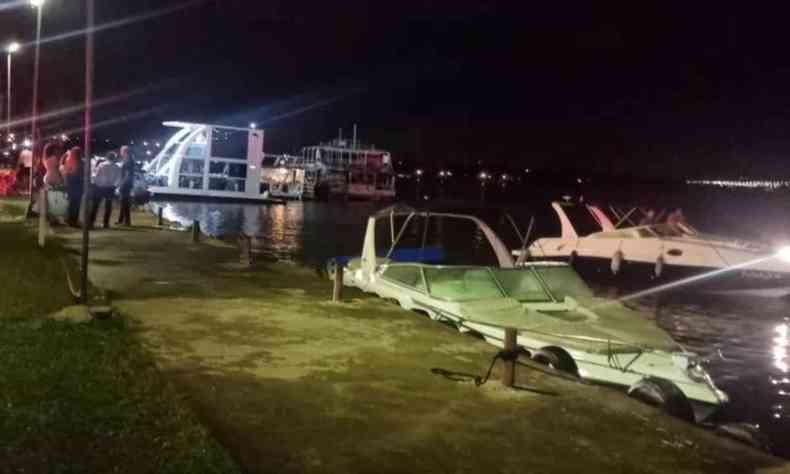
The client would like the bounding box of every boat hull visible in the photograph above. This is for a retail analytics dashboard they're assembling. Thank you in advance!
[540,255,790,298]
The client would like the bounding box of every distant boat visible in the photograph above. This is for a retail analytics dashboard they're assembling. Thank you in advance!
[143,121,279,203]
[261,127,396,201]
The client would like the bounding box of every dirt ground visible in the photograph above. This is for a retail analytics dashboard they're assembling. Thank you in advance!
[56,210,790,474]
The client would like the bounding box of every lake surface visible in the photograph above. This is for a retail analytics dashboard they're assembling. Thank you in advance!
[147,193,790,457]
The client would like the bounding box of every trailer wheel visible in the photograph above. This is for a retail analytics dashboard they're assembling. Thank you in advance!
[628,377,695,422]
[532,346,579,377]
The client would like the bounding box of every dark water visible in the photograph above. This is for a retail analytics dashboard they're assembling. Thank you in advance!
[148,194,790,457]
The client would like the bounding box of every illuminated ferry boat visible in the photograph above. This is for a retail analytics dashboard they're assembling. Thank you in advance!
[519,202,790,297]
[262,128,396,201]
[143,122,274,202]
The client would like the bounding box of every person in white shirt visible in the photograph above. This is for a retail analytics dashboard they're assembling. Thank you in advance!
[89,152,122,228]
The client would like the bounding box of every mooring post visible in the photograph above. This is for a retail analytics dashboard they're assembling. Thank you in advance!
[503,327,517,388]
[157,206,163,226]
[239,233,252,266]
[37,188,47,248]
[332,265,344,302]
[192,220,200,242]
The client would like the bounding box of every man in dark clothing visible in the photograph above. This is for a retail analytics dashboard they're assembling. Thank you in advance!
[89,152,121,228]
[117,146,134,226]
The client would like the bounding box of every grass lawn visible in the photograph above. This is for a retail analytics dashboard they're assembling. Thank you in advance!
[0,199,239,473]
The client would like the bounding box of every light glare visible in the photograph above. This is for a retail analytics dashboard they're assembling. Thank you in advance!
[6,42,20,54]
[778,247,790,263]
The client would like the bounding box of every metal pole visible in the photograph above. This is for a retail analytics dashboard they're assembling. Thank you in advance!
[28,5,42,205]
[5,53,10,135]
[37,187,47,247]
[502,328,517,387]
[79,0,94,304]
[332,265,344,302]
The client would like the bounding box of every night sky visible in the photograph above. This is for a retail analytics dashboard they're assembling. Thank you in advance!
[1,1,789,178]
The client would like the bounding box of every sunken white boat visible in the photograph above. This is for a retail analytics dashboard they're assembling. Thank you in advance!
[329,205,728,420]
[522,202,790,297]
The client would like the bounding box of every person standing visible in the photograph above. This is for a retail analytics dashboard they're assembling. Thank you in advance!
[89,152,121,229]
[42,141,64,187]
[117,146,134,226]
[62,147,84,227]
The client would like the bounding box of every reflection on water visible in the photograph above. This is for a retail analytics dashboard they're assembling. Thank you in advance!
[148,200,378,266]
[148,199,790,457]
[622,292,790,455]
[776,323,788,373]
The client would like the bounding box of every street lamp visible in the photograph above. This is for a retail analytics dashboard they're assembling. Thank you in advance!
[5,41,19,135]
[30,0,45,139]
[27,0,44,209]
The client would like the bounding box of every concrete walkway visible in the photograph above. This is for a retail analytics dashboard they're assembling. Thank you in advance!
[58,211,789,473]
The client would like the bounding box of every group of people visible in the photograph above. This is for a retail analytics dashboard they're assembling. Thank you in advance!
[41,143,134,228]
[638,207,687,227]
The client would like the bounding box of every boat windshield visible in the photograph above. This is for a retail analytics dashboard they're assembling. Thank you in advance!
[491,269,554,303]
[531,265,594,300]
[424,267,504,302]
[648,223,686,238]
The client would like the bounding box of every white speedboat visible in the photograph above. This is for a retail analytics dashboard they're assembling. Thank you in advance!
[522,202,790,297]
[328,205,728,421]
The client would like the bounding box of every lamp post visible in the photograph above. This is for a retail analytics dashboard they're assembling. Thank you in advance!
[5,42,19,135]
[27,0,44,208]
[30,0,44,141]
[79,0,95,303]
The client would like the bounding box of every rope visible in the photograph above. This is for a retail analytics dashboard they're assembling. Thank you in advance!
[60,257,81,301]
[430,348,523,387]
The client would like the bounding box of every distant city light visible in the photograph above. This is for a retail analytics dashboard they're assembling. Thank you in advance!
[687,179,790,190]
[249,122,257,129]
[146,150,152,155]
[22,138,32,148]
[478,171,490,181]
[143,141,148,146]
[60,134,68,141]
[438,170,453,178]
[415,168,423,177]
[5,42,20,54]
[577,177,583,184]
[524,168,531,173]
[155,142,161,147]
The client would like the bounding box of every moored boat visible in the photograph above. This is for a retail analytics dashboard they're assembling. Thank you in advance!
[143,122,277,203]
[522,201,790,297]
[262,127,396,201]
